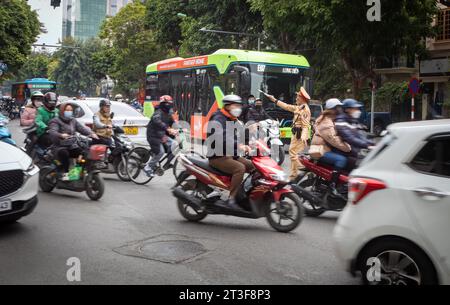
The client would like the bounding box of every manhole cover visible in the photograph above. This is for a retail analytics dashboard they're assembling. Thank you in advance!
[114,234,211,264]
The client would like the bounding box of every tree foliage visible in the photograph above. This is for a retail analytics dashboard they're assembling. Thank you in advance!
[249,0,438,99]
[100,1,164,95]
[0,0,41,78]
[14,52,52,80]
[51,38,102,96]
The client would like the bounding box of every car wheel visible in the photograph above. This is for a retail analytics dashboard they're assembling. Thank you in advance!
[358,237,438,285]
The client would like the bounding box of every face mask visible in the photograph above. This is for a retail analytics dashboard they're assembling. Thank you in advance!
[248,99,255,105]
[64,111,73,119]
[351,110,362,119]
[169,109,174,115]
[229,108,242,118]
[34,101,43,108]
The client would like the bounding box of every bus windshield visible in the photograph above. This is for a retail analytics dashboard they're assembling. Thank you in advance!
[248,64,305,108]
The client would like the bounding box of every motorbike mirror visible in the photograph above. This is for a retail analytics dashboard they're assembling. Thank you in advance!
[111,112,115,119]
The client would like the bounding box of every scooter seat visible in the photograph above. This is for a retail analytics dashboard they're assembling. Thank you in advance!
[186,156,231,176]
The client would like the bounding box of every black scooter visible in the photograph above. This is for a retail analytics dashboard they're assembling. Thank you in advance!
[100,126,134,181]
[38,134,107,201]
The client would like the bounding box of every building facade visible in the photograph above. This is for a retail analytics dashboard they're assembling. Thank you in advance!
[62,0,131,41]
[374,1,450,120]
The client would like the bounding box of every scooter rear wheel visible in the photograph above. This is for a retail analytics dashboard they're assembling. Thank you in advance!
[296,174,326,217]
[266,193,303,233]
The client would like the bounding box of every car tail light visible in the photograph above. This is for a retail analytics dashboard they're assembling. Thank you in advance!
[348,178,386,205]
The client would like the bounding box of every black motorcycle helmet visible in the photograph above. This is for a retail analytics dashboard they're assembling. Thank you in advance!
[43,92,58,110]
[99,98,111,108]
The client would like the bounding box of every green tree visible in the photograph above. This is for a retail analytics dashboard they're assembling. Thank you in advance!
[144,0,262,56]
[51,38,97,96]
[145,0,188,56]
[250,0,438,99]
[0,0,41,79]
[100,1,165,95]
[14,52,52,80]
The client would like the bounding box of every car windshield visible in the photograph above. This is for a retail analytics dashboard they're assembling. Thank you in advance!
[309,104,323,119]
[87,102,142,117]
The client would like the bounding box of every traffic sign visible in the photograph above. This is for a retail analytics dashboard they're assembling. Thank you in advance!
[408,78,421,121]
[408,78,420,96]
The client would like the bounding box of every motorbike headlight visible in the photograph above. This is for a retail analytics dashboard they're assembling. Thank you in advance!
[270,172,290,183]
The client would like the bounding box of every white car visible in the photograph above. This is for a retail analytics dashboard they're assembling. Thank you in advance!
[334,119,450,285]
[0,142,40,224]
[69,99,150,145]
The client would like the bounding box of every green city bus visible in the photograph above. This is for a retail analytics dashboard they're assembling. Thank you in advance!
[144,49,312,140]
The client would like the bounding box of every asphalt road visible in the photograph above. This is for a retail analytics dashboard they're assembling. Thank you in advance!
[0,120,359,285]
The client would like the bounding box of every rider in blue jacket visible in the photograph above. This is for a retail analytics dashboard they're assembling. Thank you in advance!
[335,99,375,169]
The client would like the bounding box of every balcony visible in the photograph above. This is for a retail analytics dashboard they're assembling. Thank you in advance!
[374,56,417,79]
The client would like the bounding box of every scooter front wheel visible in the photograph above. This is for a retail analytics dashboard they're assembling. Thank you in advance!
[266,193,304,233]
[177,178,207,222]
[39,167,57,193]
[86,174,105,201]
[114,158,131,182]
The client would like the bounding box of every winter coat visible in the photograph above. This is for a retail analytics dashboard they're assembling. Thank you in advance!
[35,106,59,137]
[48,116,92,146]
[335,113,375,155]
[311,114,351,153]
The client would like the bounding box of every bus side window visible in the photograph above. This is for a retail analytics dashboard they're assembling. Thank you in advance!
[158,73,170,100]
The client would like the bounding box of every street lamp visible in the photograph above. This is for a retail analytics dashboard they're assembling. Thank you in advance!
[32,43,81,51]
[199,27,262,51]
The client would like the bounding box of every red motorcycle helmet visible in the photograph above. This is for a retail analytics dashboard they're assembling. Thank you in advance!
[159,95,173,104]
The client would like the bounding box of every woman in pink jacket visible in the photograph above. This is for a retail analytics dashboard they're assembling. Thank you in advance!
[20,91,44,126]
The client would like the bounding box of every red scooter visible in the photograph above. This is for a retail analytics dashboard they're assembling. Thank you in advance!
[291,154,350,217]
[172,140,304,233]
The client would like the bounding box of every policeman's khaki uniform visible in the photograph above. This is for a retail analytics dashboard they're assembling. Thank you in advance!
[275,101,311,180]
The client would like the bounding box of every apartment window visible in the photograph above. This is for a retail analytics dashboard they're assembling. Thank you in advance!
[437,9,450,41]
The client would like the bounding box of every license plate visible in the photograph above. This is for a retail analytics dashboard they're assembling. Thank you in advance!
[123,126,138,135]
[280,130,287,138]
[0,200,12,213]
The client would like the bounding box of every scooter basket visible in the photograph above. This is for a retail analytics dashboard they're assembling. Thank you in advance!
[88,145,108,161]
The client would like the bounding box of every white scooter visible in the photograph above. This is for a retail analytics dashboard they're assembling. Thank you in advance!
[259,119,285,165]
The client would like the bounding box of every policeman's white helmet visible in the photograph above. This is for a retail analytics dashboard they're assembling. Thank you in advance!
[325,98,343,110]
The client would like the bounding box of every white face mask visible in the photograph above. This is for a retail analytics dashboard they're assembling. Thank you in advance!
[229,108,243,118]
[351,110,362,119]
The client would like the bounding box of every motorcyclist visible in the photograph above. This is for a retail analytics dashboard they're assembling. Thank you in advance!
[244,98,272,123]
[92,99,114,146]
[20,91,44,126]
[310,98,351,192]
[114,94,124,103]
[335,99,375,169]
[207,95,254,211]
[143,95,178,177]
[48,103,99,180]
[35,92,59,148]
[131,99,143,112]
